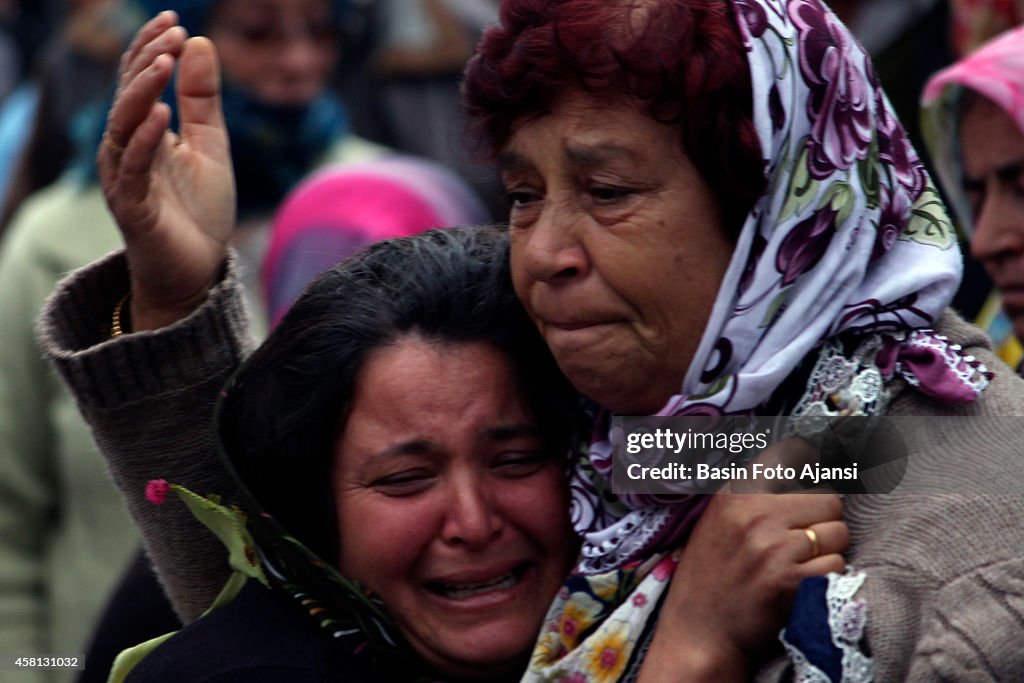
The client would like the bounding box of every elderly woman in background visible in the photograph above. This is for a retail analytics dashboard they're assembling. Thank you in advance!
[41,0,1024,681]
[921,25,1024,373]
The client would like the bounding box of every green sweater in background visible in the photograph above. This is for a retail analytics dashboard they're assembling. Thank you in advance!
[0,179,127,683]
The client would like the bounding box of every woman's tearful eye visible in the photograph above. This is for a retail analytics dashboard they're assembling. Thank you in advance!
[371,469,435,496]
[492,450,554,478]
[506,190,544,229]
[506,189,540,209]
[589,185,633,204]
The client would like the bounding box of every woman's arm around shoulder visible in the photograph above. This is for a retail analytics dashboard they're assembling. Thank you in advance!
[37,248,255,622]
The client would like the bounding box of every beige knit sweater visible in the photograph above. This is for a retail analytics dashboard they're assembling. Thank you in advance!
[39,251,1024,681]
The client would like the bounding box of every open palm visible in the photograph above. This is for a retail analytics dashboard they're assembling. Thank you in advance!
[98,11,236,331]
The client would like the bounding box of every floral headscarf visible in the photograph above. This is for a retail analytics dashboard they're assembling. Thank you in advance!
[528,1,989,680]
[573,0,985,577]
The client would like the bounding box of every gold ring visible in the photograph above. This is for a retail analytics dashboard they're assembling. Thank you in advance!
[803,527,820,560]
[103,132,125,155]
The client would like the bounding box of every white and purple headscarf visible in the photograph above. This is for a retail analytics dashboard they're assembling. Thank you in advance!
[571,0,990,576]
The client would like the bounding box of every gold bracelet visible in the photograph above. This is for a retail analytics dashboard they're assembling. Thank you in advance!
[111,293,130,338]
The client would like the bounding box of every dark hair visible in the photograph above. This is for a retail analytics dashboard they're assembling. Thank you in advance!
[461,0,765,234]
[219,226,580,559]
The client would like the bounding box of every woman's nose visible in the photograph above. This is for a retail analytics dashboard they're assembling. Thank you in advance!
[514,201,589,285]
[441,479,502,548]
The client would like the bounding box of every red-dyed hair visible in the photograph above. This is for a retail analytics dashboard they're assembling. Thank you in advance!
[462,0,765,233]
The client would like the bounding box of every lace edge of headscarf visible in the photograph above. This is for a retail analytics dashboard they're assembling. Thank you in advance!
[574,329,992,575]
[780,568,875,683]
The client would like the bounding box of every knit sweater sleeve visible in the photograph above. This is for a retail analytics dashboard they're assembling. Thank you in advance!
[36,250,257,623]
[753,310,1024,682]
[845,492,1024,682]
[848,311,1024,681]
[903,557,1024,681]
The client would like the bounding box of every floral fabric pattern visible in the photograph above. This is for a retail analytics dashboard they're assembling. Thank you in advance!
[791,0,873,179]
[525,554,676,682]
[572,0,972,576]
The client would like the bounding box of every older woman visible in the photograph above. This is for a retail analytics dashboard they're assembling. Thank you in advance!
[462,0,1024,680]
[42,1,1024,682]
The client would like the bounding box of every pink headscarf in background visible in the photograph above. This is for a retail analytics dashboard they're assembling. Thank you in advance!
[262,156,490,327]
[921,25,1024,233]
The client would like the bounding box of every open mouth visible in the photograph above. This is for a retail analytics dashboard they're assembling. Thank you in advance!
[427,564,528,600]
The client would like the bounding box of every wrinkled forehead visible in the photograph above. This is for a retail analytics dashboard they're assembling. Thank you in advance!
[959,88,1024,133]
[959,88,1024,141]
[957,92,1024,180]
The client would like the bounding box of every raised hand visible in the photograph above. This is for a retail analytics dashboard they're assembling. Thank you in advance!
[97,11,235,332]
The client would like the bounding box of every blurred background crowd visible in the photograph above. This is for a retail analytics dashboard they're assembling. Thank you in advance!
[0,0,1022,682]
